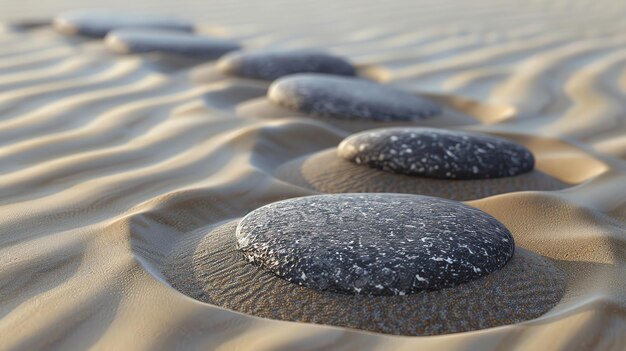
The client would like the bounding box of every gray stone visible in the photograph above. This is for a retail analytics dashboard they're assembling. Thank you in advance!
[54,10,193,38]
[268,74,441,121]
[338,128,535,179]
[236,194,515,296]
[166,221,564,336]
[217,50,356,80]
[106,29,240,59]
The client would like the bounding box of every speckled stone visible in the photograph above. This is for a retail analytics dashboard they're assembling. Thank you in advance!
[338,128,535,179]
[105,29,240,59]
[274,149,568,201]
[217,50,356,80]
[267,74,441,121]
[236,194,515,296]
[164,220,565,336]
[54,10,193,38]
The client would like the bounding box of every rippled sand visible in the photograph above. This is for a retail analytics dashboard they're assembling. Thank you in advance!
[1,1,625,350]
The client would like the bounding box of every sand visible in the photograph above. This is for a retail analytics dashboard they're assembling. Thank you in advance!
[0,1,625,350]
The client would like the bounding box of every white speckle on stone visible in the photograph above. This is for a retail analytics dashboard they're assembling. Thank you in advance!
[415,274,428,282]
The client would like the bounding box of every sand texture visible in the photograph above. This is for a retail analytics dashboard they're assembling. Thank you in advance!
[0,1,625,350]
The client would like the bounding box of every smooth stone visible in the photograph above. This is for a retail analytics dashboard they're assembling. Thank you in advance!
[166,221,565,336]
[274,149,567,201]
[9,19,51,31]
[236,194,515,296]
[267,74,441,121]
[217,50,356,80]
[338,128,535,179]
[106,29,240,59]
[54,10,193,38]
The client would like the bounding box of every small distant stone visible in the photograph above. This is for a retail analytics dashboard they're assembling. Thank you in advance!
[236,194,515,296]
[105,29,240,59]
[268,74,441,121]
[54,10,193,38]
[338,128,535,179]
[217,50,356,80]
[9,19,51,31]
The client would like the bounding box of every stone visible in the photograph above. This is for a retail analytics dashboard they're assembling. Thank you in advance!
[274,149,566,201]
[54,10,193,38]
[236,193,515,296]
[338,127,535,179]
[166,221,564,336]
[217,50,356,80]
[267,74,441,121]
[105,29,240,59]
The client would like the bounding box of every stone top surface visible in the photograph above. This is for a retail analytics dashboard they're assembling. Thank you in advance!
[236,193,515,295]
[217,50,356,80]
[338,127,535,179]
[105,29,240,58]
[54,10,194,38]
[268,74,441,121]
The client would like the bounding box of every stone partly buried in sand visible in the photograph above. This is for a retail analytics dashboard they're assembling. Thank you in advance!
[236,193,515,296]
[217,50,356,80]
[275,148,567,201]
[105,29,241,59]
[165,220,565,335]
[268,74,441,121]
[54,10,194,38]
[338,127,535,179]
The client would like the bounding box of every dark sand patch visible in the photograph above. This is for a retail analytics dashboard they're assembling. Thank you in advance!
[164,220,565,336]
[275,149,569,201]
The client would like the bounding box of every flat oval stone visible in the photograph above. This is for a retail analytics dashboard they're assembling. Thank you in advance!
[268,74,441,121]
[338,128,535,179]
[106,29,240,59]
[54,10,193,38]
[217,50,356,80]
[236,194,515,295]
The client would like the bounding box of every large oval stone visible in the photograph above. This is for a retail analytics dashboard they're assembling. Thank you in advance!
[268,74,441,121]
[54,10,193,38]
[217,50,356,80]
[338,128,535,179]
[236,194,515,295]
[106,29,240,59]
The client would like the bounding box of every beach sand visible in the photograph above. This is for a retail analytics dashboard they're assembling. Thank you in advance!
[0,1,625,350]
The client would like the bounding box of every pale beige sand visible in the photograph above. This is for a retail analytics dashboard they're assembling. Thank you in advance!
[0,1,625,350]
